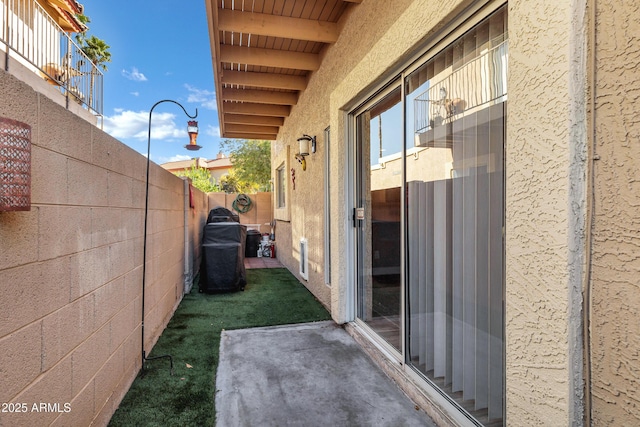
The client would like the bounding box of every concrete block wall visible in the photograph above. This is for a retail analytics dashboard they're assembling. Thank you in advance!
[0,69,207,426]
[0,48,98,127]
[186,180,208,292]
[207,192,273,234]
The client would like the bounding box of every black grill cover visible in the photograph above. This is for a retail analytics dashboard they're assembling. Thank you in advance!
[207,206,239,224]
[199,222,247,293]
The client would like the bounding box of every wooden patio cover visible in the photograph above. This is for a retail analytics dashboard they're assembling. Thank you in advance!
[205,0,362,140]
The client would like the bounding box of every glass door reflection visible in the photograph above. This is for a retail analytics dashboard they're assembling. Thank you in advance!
[355,86,403,352]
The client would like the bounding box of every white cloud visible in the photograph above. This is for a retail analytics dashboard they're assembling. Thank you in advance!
[159,154,192,163]
[185,84,216,110]
[168,154,192,162]
[102,109,187,141]
[155,154,193,164]
[130,91,139,97]
[102,110,148,140]
[122,67,147,82]
[205,124,220,137]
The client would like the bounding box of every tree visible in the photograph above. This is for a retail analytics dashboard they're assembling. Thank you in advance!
[175,166,220,193]
[219,170,243,194]
[74,14,111,107]
[74,14,111,70]
[80,35,111,71]
[74,14,90,45]
[220,139,271,192]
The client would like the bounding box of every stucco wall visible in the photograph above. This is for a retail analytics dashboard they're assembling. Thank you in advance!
[505,0,588,424]
[0,69,207,426]
[273,0,422,312]
[327,0,480,321]
[590,1,640,424]
[272,0,594,424]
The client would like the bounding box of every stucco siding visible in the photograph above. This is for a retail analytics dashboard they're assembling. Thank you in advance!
[590,0,640,424]
[326,0,479,324]
[326,0,586,423]
[266,0,640,423]
[273,0,419,312]
[505,0,588,423]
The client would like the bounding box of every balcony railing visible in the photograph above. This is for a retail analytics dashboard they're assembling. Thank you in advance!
[414,38,508,136]
[1,0,103,121]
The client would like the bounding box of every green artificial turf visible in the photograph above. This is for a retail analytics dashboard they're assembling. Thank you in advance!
[108,268,331,427]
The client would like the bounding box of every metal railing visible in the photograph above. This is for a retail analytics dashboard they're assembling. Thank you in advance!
[414,39,508,135]
[1,0,103,120]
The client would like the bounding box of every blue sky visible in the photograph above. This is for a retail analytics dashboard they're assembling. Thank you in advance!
[81,0,223,164]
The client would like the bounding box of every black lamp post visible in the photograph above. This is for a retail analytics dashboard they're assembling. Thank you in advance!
[141,100,198,375]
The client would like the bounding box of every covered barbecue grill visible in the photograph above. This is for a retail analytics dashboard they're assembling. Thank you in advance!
[199,208,247,293]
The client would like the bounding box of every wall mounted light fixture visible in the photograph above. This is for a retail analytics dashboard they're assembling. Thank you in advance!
[295,134,316,171]
[297,134,316,156]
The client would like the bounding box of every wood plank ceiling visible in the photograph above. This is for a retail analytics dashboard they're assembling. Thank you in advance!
[205,0,362,140]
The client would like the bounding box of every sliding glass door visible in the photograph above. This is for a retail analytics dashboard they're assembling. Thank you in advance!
[351,6,507,425]
[355,86,403,353]
[404,8,507,425]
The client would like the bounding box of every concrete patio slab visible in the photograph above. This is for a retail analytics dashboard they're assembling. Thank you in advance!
[215,321,437,427]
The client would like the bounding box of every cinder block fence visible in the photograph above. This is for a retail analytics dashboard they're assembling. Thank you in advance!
[0,68,209,426]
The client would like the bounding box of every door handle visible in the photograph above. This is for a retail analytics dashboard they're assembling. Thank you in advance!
[353,207,364,227]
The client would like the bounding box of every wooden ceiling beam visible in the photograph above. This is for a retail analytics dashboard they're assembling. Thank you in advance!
[223,131,278,141]
[220,45,320,71]
[218,9,339,43]
[221,88,298,105]
[223,102,291,117]
[225,123,280,135]
[222,70,307,91]
[224,114,285,127]
[209,1,366,141]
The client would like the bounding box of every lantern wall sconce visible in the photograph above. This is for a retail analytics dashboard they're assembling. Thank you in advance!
[297,134,316,156]
[295,134,316,171]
